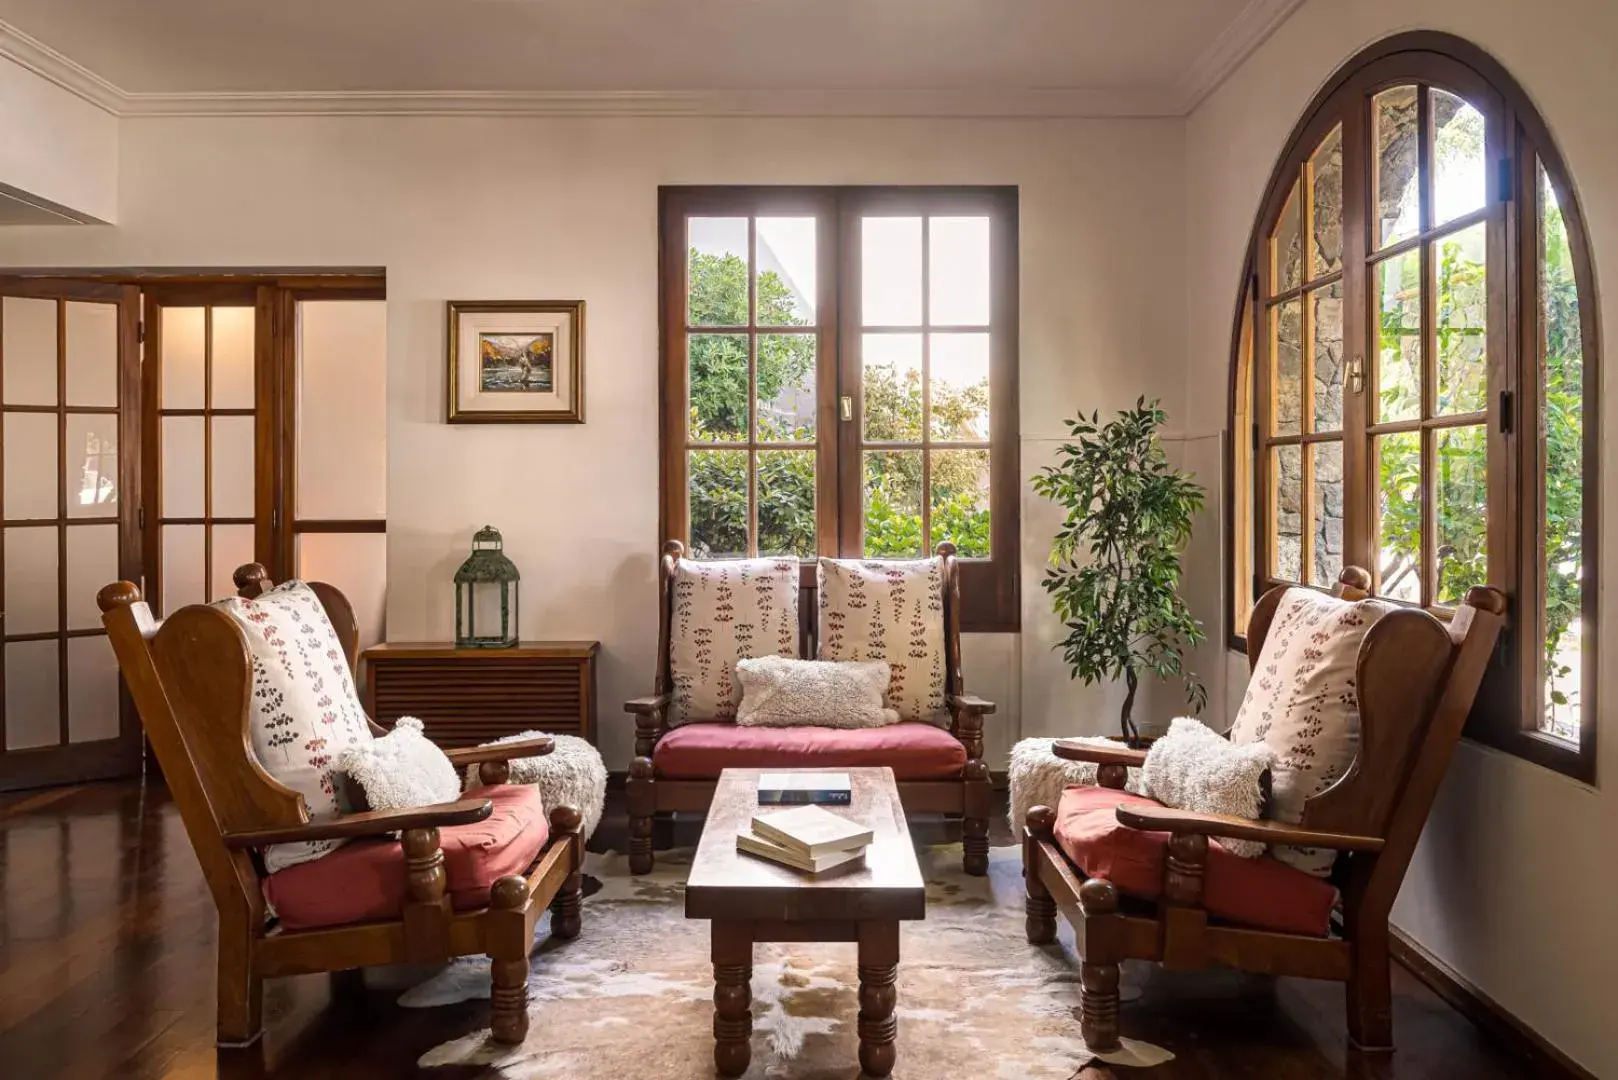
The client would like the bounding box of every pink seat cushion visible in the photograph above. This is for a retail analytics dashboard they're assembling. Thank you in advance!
[653,722,967,781]
[1053,786,1338,937]
[264,784,549,931]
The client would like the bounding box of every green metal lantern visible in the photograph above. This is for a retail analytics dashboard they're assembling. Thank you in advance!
[454,525,520,648]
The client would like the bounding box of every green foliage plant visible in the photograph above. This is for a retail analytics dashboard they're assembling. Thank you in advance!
[1033,398,1207,744]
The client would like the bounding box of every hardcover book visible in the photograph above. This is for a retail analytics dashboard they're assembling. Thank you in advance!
[735,830,867,874]
[751,804,873,859]
[756,771,853,805]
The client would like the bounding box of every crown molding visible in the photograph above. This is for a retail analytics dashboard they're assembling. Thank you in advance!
[1,4,1303,121]
[0,21,123,114]
[1175,0,1308,113]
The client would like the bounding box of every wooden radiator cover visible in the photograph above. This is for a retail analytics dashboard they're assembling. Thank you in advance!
[360,641,599,747]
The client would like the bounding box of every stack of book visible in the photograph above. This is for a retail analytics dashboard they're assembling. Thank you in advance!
[736,804,873,874]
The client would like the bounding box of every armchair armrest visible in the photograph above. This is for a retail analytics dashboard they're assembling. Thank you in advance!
[443,736,554,767]
[625,694,670,715]
[1052,738,1147,768]
[223,798,495,849]
[948,693,996,716]
[1114,803,1385,853]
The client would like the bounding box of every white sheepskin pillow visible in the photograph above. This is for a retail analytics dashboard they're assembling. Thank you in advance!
[1141,717,1277,858]
[461,730,608,842]
[337,717,462,812]
[735,656,901,729]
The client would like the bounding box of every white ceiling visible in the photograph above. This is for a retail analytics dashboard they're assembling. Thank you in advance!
[0,0,1303,117]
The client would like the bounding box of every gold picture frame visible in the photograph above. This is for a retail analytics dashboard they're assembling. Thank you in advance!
[447,300,585,423]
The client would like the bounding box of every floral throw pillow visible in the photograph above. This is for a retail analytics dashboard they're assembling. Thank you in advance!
[817,557,946,724]
[669,558,800,725]
[1230,588,1391,876]
[213,580,374,873]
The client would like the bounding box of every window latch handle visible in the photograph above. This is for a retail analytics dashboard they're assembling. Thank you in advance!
[1348,355,1364,395]
[840,395,853,422]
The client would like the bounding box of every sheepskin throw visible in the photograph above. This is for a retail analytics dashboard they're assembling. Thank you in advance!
[735,657,900,729]
[669,557,799,725]
[338,717,461,812]
[1141,717,1277,858]
[462,731,607,842]
[817,557,946,724]
[212,580,373,873]
[1007,737,1143,834]
[1230,588,1391,876]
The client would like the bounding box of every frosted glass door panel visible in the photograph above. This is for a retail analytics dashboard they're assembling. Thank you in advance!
[297,301,386,520]
[2,297,57,406]
[65,302,118,407]
[162,525,205,612]
[65,413,118,517]
[161,416,205,517]
[211,524,255,600]
[66,524,117,630]
[5,413,59,520]
[161,308,205,409]
[4,527,58,634]
[212,307,256,409]
[67,636,121,744]
[298,532,386,651]
[5,641,59,750]
[210,416,255,518]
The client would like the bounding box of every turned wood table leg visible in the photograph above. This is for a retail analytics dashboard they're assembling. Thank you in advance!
[857,920,900,1078]
[711,921,753,1078]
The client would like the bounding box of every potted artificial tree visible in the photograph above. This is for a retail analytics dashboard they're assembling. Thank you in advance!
[1033,397,1207,746]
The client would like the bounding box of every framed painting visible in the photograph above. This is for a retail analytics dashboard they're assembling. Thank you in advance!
[447,300,585,423]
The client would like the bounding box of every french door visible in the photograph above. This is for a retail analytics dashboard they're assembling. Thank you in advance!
[0,280,143,790]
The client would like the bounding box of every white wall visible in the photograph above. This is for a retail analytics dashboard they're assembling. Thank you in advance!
[0,55,117,222]
[1185,1,1618,1074]
[0,112,1188,769]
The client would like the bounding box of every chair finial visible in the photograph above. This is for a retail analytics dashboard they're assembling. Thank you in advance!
[234,563,271,598]
[97,581,141,612]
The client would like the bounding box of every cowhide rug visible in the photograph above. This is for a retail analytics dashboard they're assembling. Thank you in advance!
[406,844,1170,1078]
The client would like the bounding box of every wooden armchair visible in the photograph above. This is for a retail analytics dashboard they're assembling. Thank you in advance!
[627,541,995,876]
[98,564,584,1048]
[1022,568,1506,1054]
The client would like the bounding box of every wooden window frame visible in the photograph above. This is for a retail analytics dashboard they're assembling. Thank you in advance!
[1226,32,1599,782]
[659,186,1020,632]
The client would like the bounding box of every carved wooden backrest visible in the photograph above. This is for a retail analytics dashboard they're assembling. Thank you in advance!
[1243,568,1507,847]
[651,541,966,712]
[98,565,368,893]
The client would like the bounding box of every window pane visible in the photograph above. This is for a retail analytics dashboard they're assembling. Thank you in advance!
[929,216,990,326]
[1435,223,1488,415]
[755,217,816,327]
[863,449,923,557]
[1377,249,1422,422]
[5,526,58,634]
[5,640,59,750]
[1373,86,1420,248]
[5,412,58,519]
[756,450,815,558]
[1433,89,1487,227]
[1271,299,1303,436]
[64,301,117,408]
[756,335,815,442]
[1435,424,1487,605]
[211,306,256,409]
[65,412,118,518]
[66,635,120,744]
[298,531,387,653]
[211,416,255,519]
[688,449,748,559]
[1308,125,1344,278]
[3,296,57,406]
[1310,281,1344,433]
[1270,444,1302,582]
[929,333,990,441]
[65,523,117,630]
[931,449,989,557]
[862,333,923,442]
[862,217,922,326]
[688,217,749,327]
[160,306,205,410]
[159,415,204,518]
[297,300,386,520]
[1539,161,1584,742]
[687,334,749,442]
[1310,441,1343,588]
[1376,431,1422,602]
[1271,180,1303,294]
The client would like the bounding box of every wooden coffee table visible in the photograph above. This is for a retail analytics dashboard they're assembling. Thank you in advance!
[685,767,926,1078]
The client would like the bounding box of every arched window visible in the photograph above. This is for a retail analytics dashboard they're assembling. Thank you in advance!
[1229,33,1599,780]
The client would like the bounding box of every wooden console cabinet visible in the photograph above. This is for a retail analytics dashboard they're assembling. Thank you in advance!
[361,641,600,747]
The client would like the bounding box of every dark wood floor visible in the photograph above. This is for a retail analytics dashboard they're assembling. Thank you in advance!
[0,779,1540,1080]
